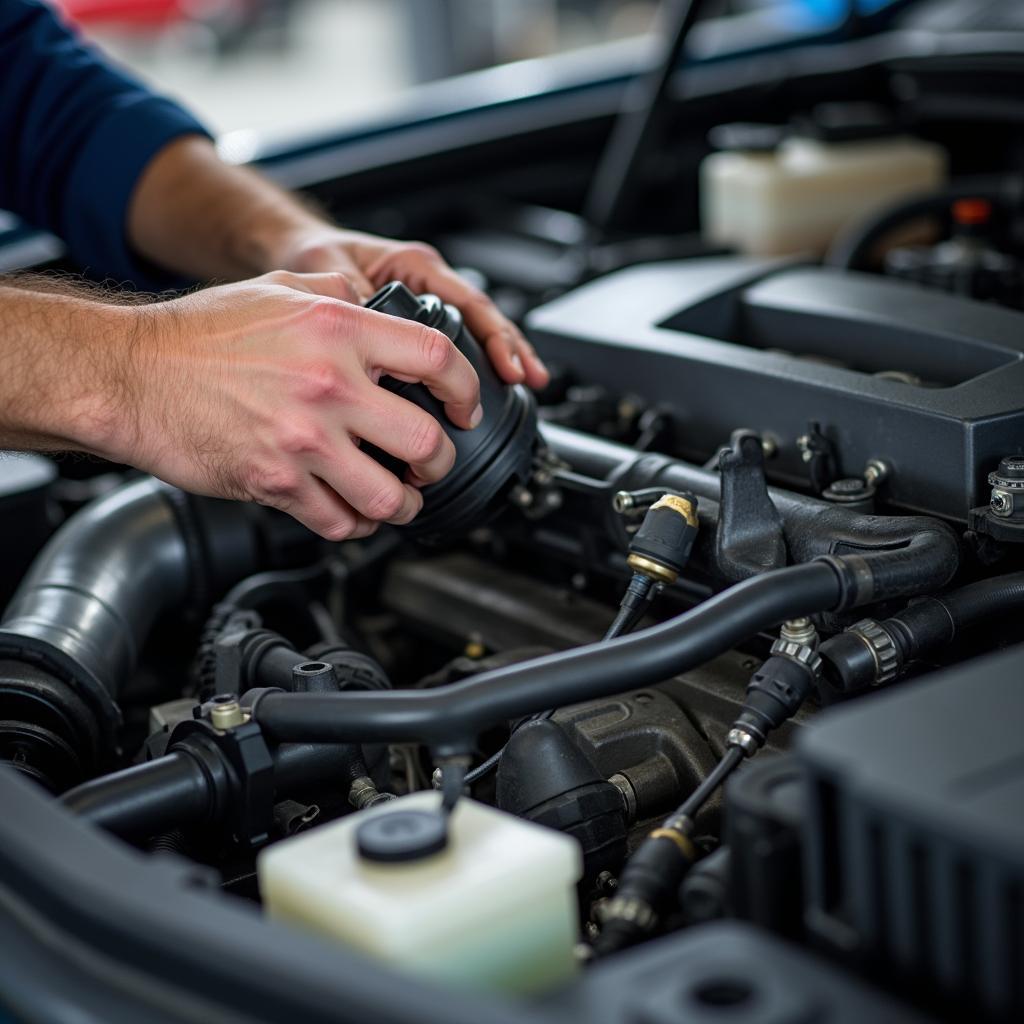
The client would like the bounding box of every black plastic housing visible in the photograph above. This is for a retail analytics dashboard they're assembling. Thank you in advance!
[798,644,1024,1021]
[527,258,1024,520]
[725,754,805,938]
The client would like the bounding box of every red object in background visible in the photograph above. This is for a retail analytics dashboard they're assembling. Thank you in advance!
[50,0,188,28]
[951,198,993,227]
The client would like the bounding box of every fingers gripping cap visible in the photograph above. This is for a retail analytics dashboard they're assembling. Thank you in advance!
[365,282,539,542]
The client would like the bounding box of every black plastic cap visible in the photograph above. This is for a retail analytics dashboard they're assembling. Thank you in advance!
[629,501,698,575]
[356,809,448,863]
[735,655,816,740]
[366,281,429,323]
[362,281,538,543]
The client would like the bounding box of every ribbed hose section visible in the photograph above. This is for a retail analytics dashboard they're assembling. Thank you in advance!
[0,479,189,711]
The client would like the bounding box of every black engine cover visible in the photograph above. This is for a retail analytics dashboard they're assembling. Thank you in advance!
[526,258,1024,520]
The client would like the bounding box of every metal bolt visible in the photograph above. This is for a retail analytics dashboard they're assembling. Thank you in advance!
[613,491,635,513]
[726,726,760,757]
[431,767,443,790]
[464,635,486,659]
[349,776,395,811]
[864,458,890,487]
[780,617,818,649]
[509,485,534,508]
[991,490,1012,516]
[761,435,778,459]
[209,698,245,731]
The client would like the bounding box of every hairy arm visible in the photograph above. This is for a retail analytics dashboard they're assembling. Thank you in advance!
[0,280,142,457]
[0,272,482,540]
[128,136,548,388]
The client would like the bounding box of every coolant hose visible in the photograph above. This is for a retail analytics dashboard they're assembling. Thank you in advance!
[247,538,956,753]
[821,570,1024,693]
[63,740,370,840]
[62,751,213,838]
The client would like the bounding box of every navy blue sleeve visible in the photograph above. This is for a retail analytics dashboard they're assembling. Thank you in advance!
[0,0,211,284]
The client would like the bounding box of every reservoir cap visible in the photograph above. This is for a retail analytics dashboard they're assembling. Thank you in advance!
[356,809,448,863]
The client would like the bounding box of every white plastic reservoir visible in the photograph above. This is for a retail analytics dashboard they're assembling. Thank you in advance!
[257,792,582,994]
[701,134,947,257]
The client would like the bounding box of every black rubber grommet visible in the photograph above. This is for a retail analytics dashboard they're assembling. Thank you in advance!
[356,809,448,863]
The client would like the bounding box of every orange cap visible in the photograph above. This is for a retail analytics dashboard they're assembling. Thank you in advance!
[952,198,992,226]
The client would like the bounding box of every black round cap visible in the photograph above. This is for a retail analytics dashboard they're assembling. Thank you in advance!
[366,281,429,323]
[362,281,538,543]
[356,809,448,863]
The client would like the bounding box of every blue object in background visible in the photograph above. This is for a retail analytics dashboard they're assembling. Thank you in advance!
[797,0,899,21]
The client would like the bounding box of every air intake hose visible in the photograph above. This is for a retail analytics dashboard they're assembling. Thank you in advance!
[0,478,314,790]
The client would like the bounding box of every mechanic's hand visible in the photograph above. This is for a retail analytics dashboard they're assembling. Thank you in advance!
[120,271,482,540]
[275,227,550,390]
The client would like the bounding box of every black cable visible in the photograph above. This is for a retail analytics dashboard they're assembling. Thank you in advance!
[463,748,502,787]
[675,746,744,821]
[604,573,657,640]
[463,572,653,787]
[583,0,703,236]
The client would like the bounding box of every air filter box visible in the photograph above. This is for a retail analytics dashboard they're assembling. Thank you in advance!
[797,644,1024,1020]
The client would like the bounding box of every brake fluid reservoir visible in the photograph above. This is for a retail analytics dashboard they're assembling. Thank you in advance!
[701,127,946,257]
[257,792,582,994]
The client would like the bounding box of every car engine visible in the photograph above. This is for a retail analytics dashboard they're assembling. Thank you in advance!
[1,13,1023,1024]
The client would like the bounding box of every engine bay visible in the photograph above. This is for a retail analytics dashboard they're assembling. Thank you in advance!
[1,10,1024,1024]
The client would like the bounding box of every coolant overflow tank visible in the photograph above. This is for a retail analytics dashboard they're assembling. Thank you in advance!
[257,792,581,994]
[365,282,538,541]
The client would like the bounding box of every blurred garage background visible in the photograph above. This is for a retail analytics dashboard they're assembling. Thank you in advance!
[46,1,859,144]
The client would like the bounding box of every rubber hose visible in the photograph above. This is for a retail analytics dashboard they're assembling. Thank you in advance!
[249,561,843,750]
[63,740,367,839]
[888,570,1024,660]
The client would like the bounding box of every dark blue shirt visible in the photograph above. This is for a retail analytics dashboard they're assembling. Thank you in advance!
[1,0,210,284]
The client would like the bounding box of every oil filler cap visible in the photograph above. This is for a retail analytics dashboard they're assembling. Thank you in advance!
[356,809,448,863]
[364,281,538,542]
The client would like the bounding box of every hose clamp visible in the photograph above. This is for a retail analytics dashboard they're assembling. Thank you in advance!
[770,638,823,678]
[599,895,657,932]
[849,619,900,684]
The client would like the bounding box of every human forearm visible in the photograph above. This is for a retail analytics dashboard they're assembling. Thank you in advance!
[0,280,143,457]
[127,135,323,283]
[127,136,549,387]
